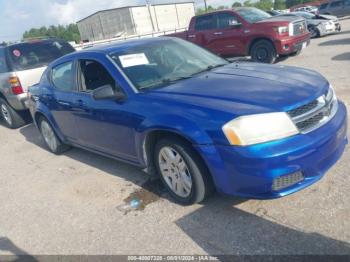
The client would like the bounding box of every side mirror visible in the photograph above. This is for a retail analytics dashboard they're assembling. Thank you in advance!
[92,84,125,101]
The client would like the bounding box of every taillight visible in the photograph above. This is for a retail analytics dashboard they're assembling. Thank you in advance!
[8,76,24,95]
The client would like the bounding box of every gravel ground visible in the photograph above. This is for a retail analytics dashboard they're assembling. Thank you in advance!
[0,19,349,256]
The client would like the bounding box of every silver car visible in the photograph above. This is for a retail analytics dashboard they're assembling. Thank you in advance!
[0,39,75,128]
[319,0,350,17]
[280,11,341,38]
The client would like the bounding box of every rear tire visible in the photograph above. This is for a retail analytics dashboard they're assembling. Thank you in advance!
[38,117,70,154]
[250,40,277,64]
[154,137,214,205]
[0,98,26,129]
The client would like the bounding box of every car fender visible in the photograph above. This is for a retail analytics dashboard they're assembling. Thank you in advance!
[134,114,214,166]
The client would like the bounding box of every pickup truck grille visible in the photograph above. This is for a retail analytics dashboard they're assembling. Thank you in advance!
[287,88,338,133]
[293,20,307,36]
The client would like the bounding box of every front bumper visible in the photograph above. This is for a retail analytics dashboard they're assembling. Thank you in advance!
[196,101,348,199]
[274,33,310,55]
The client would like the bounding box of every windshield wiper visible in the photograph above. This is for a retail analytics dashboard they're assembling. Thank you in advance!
[191,63,227,77]
[138,76,192,90]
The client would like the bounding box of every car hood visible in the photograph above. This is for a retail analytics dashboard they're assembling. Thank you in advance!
[147,63,329,114]
[257,15,303,23]
[317,14,338,21]
[307,19,329,25]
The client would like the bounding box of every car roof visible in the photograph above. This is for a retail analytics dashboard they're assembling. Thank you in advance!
[5,38,67,48]
[72,37,176,56]
[50,37,179,66]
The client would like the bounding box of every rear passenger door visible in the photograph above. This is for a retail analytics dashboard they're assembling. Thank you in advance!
[328,0,344,16]
[49,60,79,140]
[188,14,218,52]
[342,0,350,15]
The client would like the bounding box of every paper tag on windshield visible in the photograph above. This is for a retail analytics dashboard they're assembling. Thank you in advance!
[119,53,149,68]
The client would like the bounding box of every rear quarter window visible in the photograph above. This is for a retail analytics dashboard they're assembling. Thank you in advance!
[0,48,9,73]
[8,40,75,71]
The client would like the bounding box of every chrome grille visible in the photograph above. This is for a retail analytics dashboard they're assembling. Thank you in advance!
[293,20,307,36]
[272,172,304,191]
[287,88,338,133]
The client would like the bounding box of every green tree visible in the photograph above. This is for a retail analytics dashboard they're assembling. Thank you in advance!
[232,2,243,7]
[254,0,274,10]
[22,24,81,43]
[274,0,286,9]
[243,0,253,7]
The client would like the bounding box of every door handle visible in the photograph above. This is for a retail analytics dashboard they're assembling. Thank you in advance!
[214,32,223,35]
[76,99,85,107]
[188,34,196,38]
[75,99,90,112]
[57,100,71,107]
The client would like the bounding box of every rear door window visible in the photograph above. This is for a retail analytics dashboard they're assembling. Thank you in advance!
[0,48,8,73]
[8,40,75,71]
[195,14,216,31]
[51,61,76,92]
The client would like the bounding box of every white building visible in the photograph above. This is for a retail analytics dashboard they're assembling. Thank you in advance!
[77,2,195,42]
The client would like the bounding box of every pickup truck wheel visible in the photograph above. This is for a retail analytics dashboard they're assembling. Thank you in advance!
[154,138,213,205]
[0,98,26,129]
[39,117,70,154]
[250,40,277,64]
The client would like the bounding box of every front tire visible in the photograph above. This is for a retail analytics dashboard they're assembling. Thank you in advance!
[154,137,213,205]
[39,117,70,154]
[0,98,26,129]
[308,25,320,38]
[250,40,277,64]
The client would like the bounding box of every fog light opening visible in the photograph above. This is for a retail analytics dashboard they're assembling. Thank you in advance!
[272,172,304,191]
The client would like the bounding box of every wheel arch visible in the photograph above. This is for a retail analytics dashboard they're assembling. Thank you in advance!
[248,37,276,55]
[141,129,215,189]
[33,109,66,143]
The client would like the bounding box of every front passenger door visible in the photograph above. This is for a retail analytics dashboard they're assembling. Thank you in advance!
[214,12,244,56]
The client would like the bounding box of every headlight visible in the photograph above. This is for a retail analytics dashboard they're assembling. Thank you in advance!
[274,26,289,35]
[222,112,299,146]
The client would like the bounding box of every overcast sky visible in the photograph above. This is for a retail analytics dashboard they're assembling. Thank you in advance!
[0,0,236,42]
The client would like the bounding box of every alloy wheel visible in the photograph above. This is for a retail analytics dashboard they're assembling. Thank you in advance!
[158,146,193,198]
[41,121,57,152]
[1,104,12,126]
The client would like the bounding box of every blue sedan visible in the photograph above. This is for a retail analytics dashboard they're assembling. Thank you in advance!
[28,37,348,204]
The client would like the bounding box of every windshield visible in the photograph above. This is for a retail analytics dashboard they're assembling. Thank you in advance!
[236,8,271,23]
[109,38,228,90]
[294,12,315,19]
[8,40,75,71]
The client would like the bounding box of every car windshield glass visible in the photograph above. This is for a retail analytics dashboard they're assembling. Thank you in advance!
[294,12,315,19]
[109,38,228,90]
[8,40,75,71]
[236,8,271,23]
